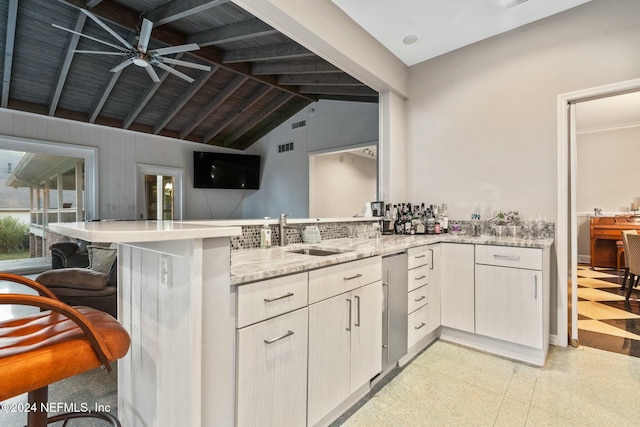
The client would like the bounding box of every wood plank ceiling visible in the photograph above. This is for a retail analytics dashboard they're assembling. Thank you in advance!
[0,0,378,150]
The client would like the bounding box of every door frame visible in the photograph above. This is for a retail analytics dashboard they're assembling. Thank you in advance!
[557,77,640,347]
[136,163,184,220]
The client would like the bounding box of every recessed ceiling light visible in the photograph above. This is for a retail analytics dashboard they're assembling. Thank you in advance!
[403,35,418,45]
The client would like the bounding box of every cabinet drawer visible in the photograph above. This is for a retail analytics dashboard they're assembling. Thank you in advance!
[407,304,429,349]
[408,265,429,292]
[408,246,433,270]
[408,285,428,314]
[236,307,308,427]
[237,272,308,328]
[309,256,381,304]
[475,245,542,270]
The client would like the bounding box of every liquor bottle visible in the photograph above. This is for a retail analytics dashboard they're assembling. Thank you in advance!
[395,204,404,234]
[382,204,394,235]
[404,203,412,234]
[415,205,426,234]
[426,207,436,235]
[441,203,449,233]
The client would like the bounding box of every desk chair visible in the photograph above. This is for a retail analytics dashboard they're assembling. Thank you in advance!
[620,230,638,291]
[625,234,640,300]
[0,273,130,427]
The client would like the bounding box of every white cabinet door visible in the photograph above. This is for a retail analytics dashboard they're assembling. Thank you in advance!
[475,264,543,348]
[236,308,308,427]
[308,293,351,426]
[427,245,441,334]
[440,243,475,332]
[350,281,382,392]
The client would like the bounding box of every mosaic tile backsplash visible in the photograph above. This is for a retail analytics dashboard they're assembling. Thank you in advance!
[231,221,378,250]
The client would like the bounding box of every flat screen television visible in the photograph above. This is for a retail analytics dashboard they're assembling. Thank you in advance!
[193,151,261,189]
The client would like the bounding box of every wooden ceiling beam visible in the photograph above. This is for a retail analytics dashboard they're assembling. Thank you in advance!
[203,85,272,141]
[277,73,363,86]
[152,66,219,134]
[298,85,378,97]
[179,74,248,139]
[220,92,293,146]
[2,0,18,108]
[316,94,379,103]
[223,42,315,64]
[144,0,230,27]
[188,17,277,47]
[123,53,184,129]
[252,57,341,75]
[50,11,87,116]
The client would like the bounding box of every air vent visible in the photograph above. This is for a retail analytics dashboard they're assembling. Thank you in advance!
[278,142,294,153]
[292,120,306,130]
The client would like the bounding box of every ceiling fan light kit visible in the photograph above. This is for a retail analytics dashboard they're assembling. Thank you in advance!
[52,9,211,83]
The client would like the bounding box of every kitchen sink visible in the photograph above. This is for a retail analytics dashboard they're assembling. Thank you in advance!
[287,248,349,256]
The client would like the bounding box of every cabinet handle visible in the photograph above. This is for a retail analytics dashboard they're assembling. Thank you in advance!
[493,254,520,261]
[415,275,426,280]
[355,295,361,326]
[346,298,352,331]
[264,330,294,344]
[383,268,390,287]
[414,322,426,330]
[414,254,427,259]
[344,273,363,281]
[429,249,434,270]
[414,295,426,302]
[264,292,294,303]
[534,275,538,299]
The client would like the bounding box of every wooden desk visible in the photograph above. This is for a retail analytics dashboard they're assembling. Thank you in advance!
[590,216,640,268]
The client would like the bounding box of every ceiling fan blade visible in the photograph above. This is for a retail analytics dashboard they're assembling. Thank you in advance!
[72,50,128,56]
[157,57,211,72]
[137,18,153,53]
[52,24,127,52]
[155,61,195,83]
[146,65,161,83]
[151,43,200,56]
[110,58,134,73]
[80,8,135,50]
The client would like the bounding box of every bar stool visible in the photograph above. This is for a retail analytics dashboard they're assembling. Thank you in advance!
[620,231,638,291]
[0,273,130,427]
[625,234,640,300]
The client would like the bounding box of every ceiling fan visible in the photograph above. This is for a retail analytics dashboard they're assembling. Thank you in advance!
[52,9,212,83]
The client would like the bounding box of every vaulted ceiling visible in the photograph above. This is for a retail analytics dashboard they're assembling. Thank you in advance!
[0,0,377,150]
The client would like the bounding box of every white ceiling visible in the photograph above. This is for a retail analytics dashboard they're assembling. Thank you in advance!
[576,91,640,133]
[331,0,593,66]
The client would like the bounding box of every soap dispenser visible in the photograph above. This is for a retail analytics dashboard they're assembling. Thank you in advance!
[260,217,272,248]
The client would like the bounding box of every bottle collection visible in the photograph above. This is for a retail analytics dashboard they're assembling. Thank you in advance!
[382,203,448,235]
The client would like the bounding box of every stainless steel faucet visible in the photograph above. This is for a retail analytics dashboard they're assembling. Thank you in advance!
[279,213,304,246]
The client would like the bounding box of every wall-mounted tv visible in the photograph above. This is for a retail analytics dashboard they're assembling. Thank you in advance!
[193,151,261,189]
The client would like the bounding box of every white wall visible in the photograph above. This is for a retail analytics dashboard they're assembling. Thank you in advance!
[243,100,378,219]
[405,0,640,222]
[577,126,640,213]
[310,152,376,217]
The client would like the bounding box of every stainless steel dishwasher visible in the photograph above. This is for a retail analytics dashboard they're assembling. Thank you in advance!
[381,251,408,372]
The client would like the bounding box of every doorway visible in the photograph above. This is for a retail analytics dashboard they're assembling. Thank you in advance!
[558,77,640,350]
[136,164,183,220]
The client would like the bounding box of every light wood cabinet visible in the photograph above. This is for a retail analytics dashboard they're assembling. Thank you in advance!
[236,307,309,427]
[475,246,544,349]
[308,279,382,426]
[440,243,475,333]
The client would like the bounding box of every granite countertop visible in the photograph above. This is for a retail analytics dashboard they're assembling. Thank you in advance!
[230,234,554,285]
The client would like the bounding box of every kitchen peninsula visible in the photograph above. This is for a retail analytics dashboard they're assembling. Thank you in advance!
[48,219,553,427]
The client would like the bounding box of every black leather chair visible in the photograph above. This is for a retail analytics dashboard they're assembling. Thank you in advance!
[50,241,90,269]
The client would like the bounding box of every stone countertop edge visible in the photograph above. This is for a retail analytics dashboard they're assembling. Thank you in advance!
[47,221,242,243]
[230,235,554,285]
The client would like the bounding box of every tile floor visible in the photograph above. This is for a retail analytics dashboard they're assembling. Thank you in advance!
[576,265,640,357]
[338,340,640,426]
